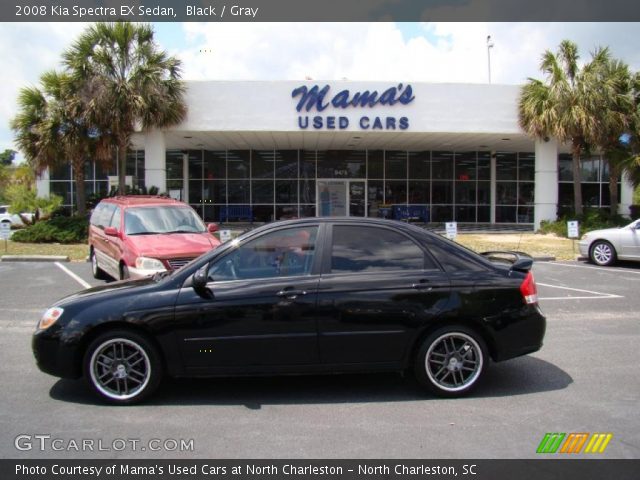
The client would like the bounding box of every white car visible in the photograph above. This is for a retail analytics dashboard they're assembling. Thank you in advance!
[0,205,34,226]
[579,219,640,266]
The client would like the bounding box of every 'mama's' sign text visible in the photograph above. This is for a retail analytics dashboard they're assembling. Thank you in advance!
[291,84,414,131]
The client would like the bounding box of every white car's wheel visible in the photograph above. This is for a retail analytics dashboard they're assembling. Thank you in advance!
[590,240,616,266]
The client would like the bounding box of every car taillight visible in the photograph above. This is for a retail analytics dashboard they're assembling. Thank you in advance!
[519,271,538,305]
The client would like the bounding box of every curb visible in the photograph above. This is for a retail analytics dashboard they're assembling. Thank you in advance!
[1,255,70,262]
[532,256,556,262]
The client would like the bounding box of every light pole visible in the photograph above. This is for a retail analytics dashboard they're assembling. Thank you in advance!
[487,35,494,84]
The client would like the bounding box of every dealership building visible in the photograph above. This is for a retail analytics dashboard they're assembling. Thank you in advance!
[37,80,634,229]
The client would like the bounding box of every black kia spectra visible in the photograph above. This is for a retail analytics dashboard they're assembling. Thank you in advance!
[33,218,546,404]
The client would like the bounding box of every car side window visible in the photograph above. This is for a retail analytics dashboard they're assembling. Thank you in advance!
[208,226,319,282]
[90,204,116,229]
[331,225,432,273]
[110,207,121,231]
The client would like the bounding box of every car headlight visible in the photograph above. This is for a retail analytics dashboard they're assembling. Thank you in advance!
[135,257,166,271]
[580,233,590,241]
[38,307,63,330]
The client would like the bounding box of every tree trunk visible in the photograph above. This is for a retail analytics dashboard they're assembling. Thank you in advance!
[118,140,127,196]
[609,165,619,218]
[73,159,87,217]
[571,140,583,217]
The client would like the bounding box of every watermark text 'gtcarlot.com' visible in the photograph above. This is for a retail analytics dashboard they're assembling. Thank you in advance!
[14,434,195,453]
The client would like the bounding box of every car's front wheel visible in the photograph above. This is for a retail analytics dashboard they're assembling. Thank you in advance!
[83,330,163,405]
[415,326,487,397]
[590,240,616,266]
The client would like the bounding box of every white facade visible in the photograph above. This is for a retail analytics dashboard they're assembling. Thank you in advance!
[40,80,635,227]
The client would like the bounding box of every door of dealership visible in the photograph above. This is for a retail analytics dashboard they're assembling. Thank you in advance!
[316,180,366,217]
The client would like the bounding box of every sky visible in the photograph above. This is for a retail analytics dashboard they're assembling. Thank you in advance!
[2,22,640,161]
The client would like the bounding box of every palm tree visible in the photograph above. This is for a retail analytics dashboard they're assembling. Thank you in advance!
[519,40,612,216]
[11,71,108,217]
[63,22,187,195]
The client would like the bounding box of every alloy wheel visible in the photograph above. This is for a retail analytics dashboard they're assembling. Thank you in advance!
[424,332,484,393]
[89,338,151,401]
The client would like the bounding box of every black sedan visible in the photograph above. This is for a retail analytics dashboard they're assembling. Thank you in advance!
[33,218,545,404]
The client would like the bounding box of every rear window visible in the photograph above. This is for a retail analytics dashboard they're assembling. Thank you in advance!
[331,225,433,273]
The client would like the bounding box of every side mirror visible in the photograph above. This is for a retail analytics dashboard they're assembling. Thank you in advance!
[104,226,118,237]
[192,265,213,298]
[207,223,219,233]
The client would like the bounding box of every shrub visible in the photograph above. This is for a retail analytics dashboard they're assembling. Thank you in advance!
[538,209,629,238]
[11,216,88,244]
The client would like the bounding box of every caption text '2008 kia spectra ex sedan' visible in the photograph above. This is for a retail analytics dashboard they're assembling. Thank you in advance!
[33,218,546,404]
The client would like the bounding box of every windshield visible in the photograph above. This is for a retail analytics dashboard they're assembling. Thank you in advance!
[124,206,206,235]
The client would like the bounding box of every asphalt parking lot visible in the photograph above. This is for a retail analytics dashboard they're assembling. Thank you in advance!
[0,259,638,459]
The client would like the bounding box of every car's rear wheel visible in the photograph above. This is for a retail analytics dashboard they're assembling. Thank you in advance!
[415,326,487,397]
[83,330,163,405]
[90,249,108,280]
[590,240,616,266]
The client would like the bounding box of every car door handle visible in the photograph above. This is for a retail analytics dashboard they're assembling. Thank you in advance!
[276,289,308,298]
[412,280,432,290]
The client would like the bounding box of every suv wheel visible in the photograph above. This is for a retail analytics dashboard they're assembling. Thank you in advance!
[83,330,163,405]
[415,326,487,397]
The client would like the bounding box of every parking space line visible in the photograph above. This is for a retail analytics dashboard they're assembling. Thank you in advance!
[537,282,623,300]
[545,262,640,275]
[55,262,91,290]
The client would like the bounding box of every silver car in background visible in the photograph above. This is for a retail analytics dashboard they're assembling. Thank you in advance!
[579,219,640,266]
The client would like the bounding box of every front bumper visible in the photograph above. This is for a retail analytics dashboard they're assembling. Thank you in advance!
[127,266,165,280]
[578,240,590,257]
[32,329,82,379]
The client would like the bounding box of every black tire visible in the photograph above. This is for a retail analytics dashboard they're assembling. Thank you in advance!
[119,263,130,280]
[83,329,163,405]
[414,325,488,398]
[90,249,108,280]
[589,240,616,266]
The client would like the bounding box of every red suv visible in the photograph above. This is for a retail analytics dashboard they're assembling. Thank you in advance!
[89,196,221,280]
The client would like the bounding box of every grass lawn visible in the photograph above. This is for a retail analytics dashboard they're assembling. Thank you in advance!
[456,233,578,261]
[1,233,578,263]
[1,241,88,262]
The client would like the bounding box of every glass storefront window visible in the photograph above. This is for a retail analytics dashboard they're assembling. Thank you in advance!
[251,180,274,204]
[432,180,453,204]
[385,180,407,204]
[276,180,298,204]
[455,152,476,181]
[166,150,184,180]
[276,150,299,179]
[227,150,250,179]
[432,151,454,179]
[519,153,535,181]
[204,151,226,179]
[188,150,203,179]
[409,181,429,204]
[497,182,517,205]
[227,180,250,203]
[455,181,475,205]
[496,152,517,181]
[252,150,275,179]
[385,151,407,179]
[317,150,366,178]
[368,150,384,179]
[204,180,226,204]
[408,151,430,180]
[477,152,491,180]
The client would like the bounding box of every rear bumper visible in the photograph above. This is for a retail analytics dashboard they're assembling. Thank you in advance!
[490,305,546,362]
